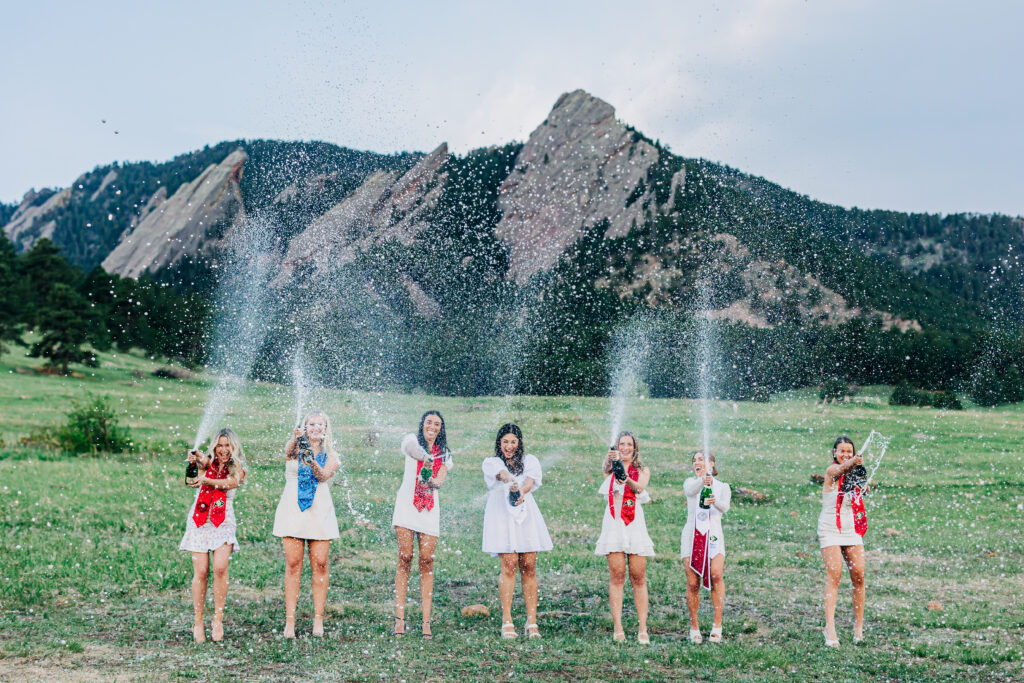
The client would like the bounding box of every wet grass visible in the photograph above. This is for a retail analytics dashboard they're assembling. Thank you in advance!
[1,345,1023,680]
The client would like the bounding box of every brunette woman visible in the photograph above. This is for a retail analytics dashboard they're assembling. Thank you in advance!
[179,428,248,642]
[390,410,453,638]
[481,423,553,638]
[272,410,340,637]
[596,431,654,644]
[681,451,731,643]
[819,436,870,647]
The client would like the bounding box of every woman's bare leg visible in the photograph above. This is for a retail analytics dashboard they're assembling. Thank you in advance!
[190,552,210,642]
[842,545,866,639]
[627,555,649,635]
[417,533,438,636]
[308,540,331,636]
[210,544,232,641]
[709,554,725,629]
[821,545,844,642]
[282,537,305,638]
[519,552,539,627]
[684,560,701,630]
[606,553,626,635]
[498,553,519,626]
[393,526,415,634]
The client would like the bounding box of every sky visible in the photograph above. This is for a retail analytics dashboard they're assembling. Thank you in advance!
[2,0,1022,216]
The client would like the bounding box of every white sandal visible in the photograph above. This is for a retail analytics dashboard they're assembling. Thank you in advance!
[501,622,517,639]
[824,631,839,648]
[709,626,722,643]
[689,628,703,644]
[525,623,541,639]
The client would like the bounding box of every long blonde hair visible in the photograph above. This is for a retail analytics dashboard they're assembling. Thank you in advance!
[604,431,643,474]
[212,427,247,483]
[300,410,339,458]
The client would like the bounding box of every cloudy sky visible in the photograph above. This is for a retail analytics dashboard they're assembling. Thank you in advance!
[2,0,1021,215]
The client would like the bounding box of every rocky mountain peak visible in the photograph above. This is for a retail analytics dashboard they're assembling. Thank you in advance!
[495,90,667,282]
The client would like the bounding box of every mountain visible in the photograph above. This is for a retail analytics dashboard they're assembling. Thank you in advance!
[3,89,1020,398]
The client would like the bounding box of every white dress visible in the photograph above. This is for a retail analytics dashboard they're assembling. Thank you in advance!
[594,474,655,556]
[179,487,240,553]
[481,455,553,556]
[680,476,731,559]
[272,455,341,541]
[817,490,863,548]
[391,434,454,536]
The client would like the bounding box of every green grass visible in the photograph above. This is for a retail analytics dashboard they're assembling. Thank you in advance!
[1,344,1023,680]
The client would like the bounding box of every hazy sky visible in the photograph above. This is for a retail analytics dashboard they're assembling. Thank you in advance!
[2,0,1022,216]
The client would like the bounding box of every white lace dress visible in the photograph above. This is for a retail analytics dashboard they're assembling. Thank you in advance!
[594,475,655,556]
[481,455,553,556]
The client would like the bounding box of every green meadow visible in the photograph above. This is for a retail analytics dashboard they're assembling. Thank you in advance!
[1,344,1022,681]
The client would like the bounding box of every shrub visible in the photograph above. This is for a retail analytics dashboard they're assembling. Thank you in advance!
[889,381,919,406]
[819,376,847,403]
[889,382,963,410]
[55,395,134,454]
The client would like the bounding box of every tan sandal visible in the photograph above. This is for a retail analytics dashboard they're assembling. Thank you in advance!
[501,622,517,639]
[525,623,541,639]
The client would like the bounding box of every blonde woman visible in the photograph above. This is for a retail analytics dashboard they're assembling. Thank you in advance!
[681,451,731,644]
[272,410,340,637]
[179,428,248,643]
[596,431,654,644]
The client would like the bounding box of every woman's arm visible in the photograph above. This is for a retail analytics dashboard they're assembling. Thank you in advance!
[284,433,299,459]
[523,455,543,492]
[825,456,863,483]
[401,434,427,461]
[683,476,703,497]
[199,473,241,490]
[516,476,535,500]
[625,466,651,493]
[429,464,449,489]
[712,483,731,514]
[482,458,511,489]
[312,453,340,482]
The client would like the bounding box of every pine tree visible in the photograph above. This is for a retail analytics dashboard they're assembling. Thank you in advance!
[0,231,25,353]
[29,283,97,374]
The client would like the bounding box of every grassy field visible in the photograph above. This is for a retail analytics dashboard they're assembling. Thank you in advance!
[1,344,1022,681]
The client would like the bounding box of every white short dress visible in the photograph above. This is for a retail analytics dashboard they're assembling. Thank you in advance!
[481,455,553,556]
[817,490,863,548]
[594,474,655,557]
[179,487,240,553]
[272,455,341,541]
[391,434,453,537]
[680,477,731,559]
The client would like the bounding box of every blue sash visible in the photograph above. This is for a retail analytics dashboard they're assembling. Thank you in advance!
[297,451,328,511]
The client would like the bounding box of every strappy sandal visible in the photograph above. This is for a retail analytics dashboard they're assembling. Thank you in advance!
[501,622,517,639]
[392,617,406,637]
[422,620,433,640]
[824,631,839,648]
[637,631,650,645]
[211,617,224,642]
[192,622,206,643]
[708,626,722,643]
[689,628,703,644]
[525,623,541,639]
[613,630,626,642]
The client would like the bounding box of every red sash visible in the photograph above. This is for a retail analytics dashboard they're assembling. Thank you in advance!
[192,463,228,528]
[413,444,442,512]
[608,463,639,526]
[836,475,867,537]
[689,524,712,590]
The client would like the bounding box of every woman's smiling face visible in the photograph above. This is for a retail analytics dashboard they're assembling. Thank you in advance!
[617,434,635,463]
[423,414,442,442]
[306,415,326,441]
[834,441,855,464]
[500,433,519,459]
[213,436,231,463]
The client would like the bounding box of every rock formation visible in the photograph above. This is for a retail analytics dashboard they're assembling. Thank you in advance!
[3,187,71,251]
[495,89,668,282]
[101,149,247,277]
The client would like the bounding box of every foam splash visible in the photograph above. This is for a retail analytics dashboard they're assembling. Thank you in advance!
[608,317,651,446]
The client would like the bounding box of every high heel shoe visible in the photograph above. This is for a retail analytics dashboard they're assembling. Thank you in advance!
[422,620,433,640]
[392,617,406,637]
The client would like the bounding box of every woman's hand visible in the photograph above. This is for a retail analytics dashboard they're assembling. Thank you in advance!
[703,473,713,486]
[607,448,618,461]
[706,494,716,506]
[513,494,526,506]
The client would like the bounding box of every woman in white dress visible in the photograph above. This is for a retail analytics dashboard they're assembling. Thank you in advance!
[596,431,654,644]
[179,428,247,642]
[390,410,452,639]
[681,451,731,644]
[272,410,340,638]
[819,436,870,647]
[481,423,552,639]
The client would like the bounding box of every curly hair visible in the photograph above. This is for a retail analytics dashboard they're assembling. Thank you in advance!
[494,423,524,475]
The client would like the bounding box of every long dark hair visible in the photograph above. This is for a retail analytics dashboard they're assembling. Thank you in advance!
[832,436,856,464]
[417,410,449,458]
[494,423,524,475]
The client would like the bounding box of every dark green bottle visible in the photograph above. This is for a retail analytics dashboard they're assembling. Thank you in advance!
[699,484,712,509]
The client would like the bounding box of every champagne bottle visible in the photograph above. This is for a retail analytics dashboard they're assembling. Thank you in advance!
[699,483,713,509]
[420,461,433,483]
[185,450,200,486]
[297,435,314,465]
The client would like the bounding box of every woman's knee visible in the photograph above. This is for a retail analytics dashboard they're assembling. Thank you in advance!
[397,549,414,569]
[193,566,209,583]
[418,555,434,575]
[609,567,627,586]
[500,558,519,578]
[628,566,647,588]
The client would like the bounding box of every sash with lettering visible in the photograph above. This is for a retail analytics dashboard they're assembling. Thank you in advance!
[689,481,713,590]
[413,444,442,512]
[836,474,867,537]
[609,463,640,525]
[192,463,228,528]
